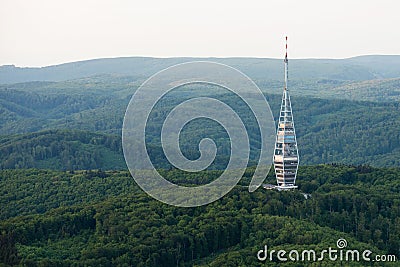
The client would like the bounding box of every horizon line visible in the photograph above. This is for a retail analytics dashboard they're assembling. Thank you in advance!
[2,54,400,69]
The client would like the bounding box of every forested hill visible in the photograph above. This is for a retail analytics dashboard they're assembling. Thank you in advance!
[0,165,399,266]
[1,92,399,169]
[2,55,400,84]
[0,130,125,170]
[0,56,399,170]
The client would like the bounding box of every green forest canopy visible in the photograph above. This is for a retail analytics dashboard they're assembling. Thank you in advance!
[0,165,399,266]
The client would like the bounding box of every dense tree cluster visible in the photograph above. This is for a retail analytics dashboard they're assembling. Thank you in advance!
[0,165,399,266]
[0,130,124,170]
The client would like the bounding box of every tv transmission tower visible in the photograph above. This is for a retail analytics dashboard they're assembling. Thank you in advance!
[273,36,299,190]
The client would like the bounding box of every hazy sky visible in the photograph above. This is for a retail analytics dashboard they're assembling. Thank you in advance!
[1,0,399,67]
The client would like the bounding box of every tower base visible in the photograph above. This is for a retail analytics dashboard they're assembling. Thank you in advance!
[263,184,298,191]
[276,185,298,191]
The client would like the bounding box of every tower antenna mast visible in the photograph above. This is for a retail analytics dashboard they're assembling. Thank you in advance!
[284,36,288,90]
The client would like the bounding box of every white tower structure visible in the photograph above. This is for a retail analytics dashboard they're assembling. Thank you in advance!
[273,36,299,190]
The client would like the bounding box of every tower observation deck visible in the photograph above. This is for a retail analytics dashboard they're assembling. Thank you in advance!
[273,37,299,190]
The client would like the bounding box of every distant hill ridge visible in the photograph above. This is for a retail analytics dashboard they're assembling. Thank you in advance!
[1,55,400,84]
